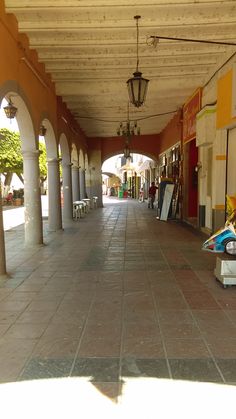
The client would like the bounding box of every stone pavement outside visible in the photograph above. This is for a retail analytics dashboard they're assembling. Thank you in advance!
[1,196,236,418]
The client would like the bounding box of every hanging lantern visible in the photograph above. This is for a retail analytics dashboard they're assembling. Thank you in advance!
[3,99,18,119]
[127,16,149,108]
[124,143,131,159]
[127,71,149,108]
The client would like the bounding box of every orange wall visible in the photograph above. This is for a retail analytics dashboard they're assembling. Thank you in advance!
[0,2,86,151]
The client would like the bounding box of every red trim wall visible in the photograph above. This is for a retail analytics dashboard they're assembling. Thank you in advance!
[88,111,182,163]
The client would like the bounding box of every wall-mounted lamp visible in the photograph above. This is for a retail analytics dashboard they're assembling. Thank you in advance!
[39,125,47,136]
[3,99,18,119]
[195,162,202,172]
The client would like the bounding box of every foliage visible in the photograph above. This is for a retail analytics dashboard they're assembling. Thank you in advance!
[0,128,48,185]
[0,128,23,177]
[39,141,47,181]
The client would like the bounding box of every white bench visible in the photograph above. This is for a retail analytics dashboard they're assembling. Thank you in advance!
[92,196,98,209]
[82,198,91,213]
[73,201,86,219]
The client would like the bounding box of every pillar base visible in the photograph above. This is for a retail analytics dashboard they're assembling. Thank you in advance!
[214,256,236,288]
[24,242,45,249]
[0,273,10,281]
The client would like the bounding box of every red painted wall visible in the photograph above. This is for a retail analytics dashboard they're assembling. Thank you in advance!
[88,111,182,163]
[158,111,182,153]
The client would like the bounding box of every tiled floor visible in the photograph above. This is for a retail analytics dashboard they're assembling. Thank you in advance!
[1,196,236,417]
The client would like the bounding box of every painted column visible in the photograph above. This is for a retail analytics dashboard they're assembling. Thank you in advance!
[47,158,62,231]
[23,150,43,246]
[62,162,73,220]
[72,165,80,201]
[196,105,216,230]
[79,168,86,199]
[0,193,7,277]
[86,169,92,199]
[212,129,227,230]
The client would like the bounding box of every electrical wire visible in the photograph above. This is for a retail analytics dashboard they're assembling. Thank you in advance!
[75,109,177,124]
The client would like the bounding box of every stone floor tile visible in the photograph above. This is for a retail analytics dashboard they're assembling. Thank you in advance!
[78,336,121,357]
[164,338,211,358]
[169,359,223,382]
[0,311,20,324]
[32,337,80,358]
[121,357,170,379]
[215,359,236,383]
[3,323,47,339]
[206,338,236,358]
[158,309,195,324]
[25,300,61,312]
[160,323,201,339]
[0,301,29,312]
[122,336,165,358]
[20,358,73,381]
[16,311,54,324]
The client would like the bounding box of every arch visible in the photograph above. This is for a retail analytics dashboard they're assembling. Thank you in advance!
[59,133,71,164]
[0,81,39,150]
[40,119,58,160]
[1,91,36,152]
[71,143,79,166]
[84,153,89,171]
[79,149,84,169]
[102,151,157,165]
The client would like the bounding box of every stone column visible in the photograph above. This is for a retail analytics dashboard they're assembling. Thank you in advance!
[87,150,103,207]
[72,165,80,201]
[47,158,62,231]
[23,150,43,246]
[0,193,7,278]
[62,162,73,220]
[79,168,86,199]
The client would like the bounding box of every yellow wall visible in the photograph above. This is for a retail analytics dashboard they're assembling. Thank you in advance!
[216,68,236,129]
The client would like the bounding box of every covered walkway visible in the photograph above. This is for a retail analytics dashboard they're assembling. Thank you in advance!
[1,197,236,417]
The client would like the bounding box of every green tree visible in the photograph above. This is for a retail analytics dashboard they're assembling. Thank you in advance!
[0,128,48,191]
[39,140,47,188]
[0,128,23,188]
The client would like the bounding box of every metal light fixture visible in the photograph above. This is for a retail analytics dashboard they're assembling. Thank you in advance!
[117,120,140,137]
[117,102,141,138]
[3,98,18,119]
[123,142,131,159]
[39,125,47,136]
[127,15,149,108]
[116,102,141,159]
